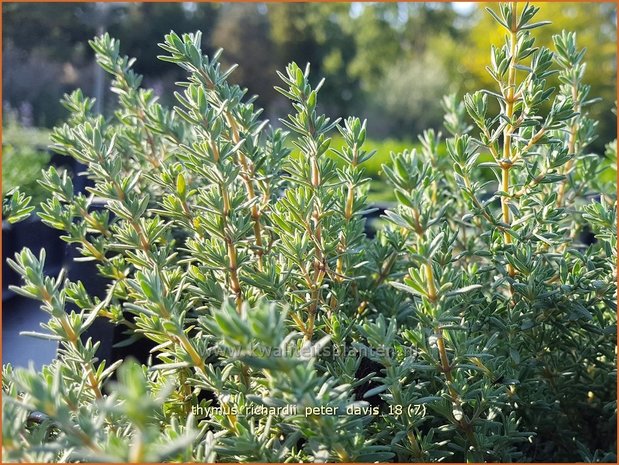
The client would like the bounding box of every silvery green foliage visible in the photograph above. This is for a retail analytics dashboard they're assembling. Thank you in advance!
[3,3,616,462]
[2,188,34,224]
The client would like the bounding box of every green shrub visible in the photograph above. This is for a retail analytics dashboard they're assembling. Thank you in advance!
[3,3,616,462]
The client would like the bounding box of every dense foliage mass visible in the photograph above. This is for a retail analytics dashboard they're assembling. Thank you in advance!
[2,4,616,462]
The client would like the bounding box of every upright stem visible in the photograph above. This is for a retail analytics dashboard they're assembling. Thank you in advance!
[129,218,150,252]
[136,109,160,169]
[157,300,207,376]
[501,3,519,278]
[306,156,325,341]
[220,183,243,311]
[425,262,438,303]
[40,290,103,400]
[436,326,453,385]
[436,324,479,450]
[374,252,397,288]
[408,221,477,450]
[226,113,265,270]
[557,84,580,208]
[129,431,145,463]
[335,148,359,283]
[198,69,265,270]
[62,315,103,400]
[227,236,243,311]
[307,214,324,341]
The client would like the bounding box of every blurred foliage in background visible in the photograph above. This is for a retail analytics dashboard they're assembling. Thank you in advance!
[2,2,616,160]
[1,113,50,206]
[460,2,617,147]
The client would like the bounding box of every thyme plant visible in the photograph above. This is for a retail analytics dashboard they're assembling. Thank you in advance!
[2,189,34,224]
[3,3,616,462]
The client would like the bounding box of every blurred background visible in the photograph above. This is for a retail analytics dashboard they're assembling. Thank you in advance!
[2,2,617,203]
